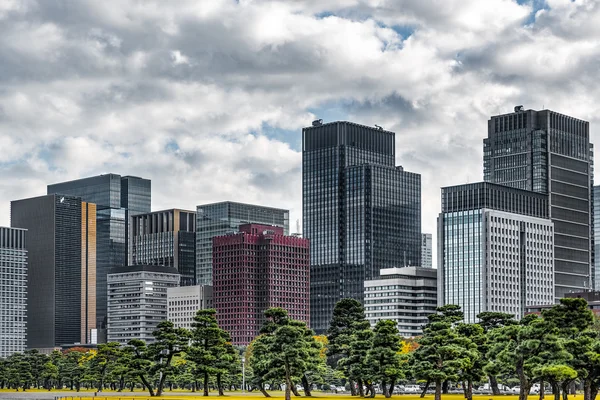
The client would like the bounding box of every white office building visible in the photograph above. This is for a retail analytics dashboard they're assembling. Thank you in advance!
[439,183,554,323]
[0,227,27,357]
[421,233,433,268]
[364,267,437,337]
[167,285,213,329]
[107,265,179,344]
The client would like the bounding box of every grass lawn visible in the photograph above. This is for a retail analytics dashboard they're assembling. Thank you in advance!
[0,392,548,400]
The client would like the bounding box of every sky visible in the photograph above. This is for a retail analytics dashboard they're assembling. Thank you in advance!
[1,0,600,266]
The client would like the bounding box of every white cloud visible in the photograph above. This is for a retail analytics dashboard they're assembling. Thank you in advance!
[1,0,600,267]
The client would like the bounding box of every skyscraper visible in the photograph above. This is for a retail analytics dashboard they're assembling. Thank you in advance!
[484,107,593,298]
[438,182,554,322]
[0,227,27,357]
[47,174,151,330]
[303,121,421,333]
[130,209,196,286]
[195,201,289,285]
[213,224,309,345]
[594,185,600,291]
[11,195,97,348]
[421,233,433,268]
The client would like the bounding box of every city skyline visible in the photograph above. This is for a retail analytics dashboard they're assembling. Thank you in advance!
[4,1,600,267]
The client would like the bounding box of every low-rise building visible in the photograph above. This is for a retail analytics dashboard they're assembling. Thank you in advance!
[364,267,437,337]
[167,285,213,329]
[107,265,179,344]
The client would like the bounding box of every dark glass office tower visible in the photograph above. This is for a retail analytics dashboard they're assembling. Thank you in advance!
[131,209,196,286]
[594,185,600,290]
[11,195,96,349]
[47,174,151,330]
[484,108,593,298]
[303,121,421,333]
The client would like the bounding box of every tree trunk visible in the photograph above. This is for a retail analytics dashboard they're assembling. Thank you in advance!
[140,374,155,397]
[489,375,501,396]
[540,379,545,400]
[421,380,431,398]
[259,383,271,397]
[443,380,449,394]
[301,374,312,396]
[591,382,599,400]
[291,383,301,397]
[357,378,365,398]
[562,381,570,400]
[350,379,357,396]
[284,374,292,400]
[435,379,442,400]
[382,380,390,398]
[584,379,592,400]
[217,373,224,396]
[204,372,209,397]
[467,379,473,400]
[462,381,468,399]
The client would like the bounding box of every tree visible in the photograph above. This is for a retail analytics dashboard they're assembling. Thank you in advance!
[91,342,121,391]
[326,298,371,396]
[260,308,315,400]
[247,335,273,397]
[486,314,572,400]
[476,312,517,395]
[127,339,157,396]
[455,322,485,400]
[412,305,473,400]
[188,309,230,396]
[148,320,190,396]
[365,320,404,398]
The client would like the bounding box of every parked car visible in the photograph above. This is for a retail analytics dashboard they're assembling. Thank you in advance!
[404,385,421,393]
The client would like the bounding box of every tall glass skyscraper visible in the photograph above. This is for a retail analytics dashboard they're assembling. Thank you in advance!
[303,121,421,333]
[47,174,151,330]
[484,108,593,298]
[195,201,289,285]
[594,186,600,291]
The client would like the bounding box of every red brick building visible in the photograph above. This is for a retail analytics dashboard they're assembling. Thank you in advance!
[212,224,310,345]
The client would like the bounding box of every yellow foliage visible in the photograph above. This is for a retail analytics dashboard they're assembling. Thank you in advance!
[313,335,328,359]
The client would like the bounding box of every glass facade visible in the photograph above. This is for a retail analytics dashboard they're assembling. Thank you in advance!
[131,209,197,286]
[438,183,555,323]
[0,227,27,357]
[11,195,90,348]
[47,173,151,329]
[195,202,289,285]
[484,109,593,298]
[594,186,600,291]
[303,121,421,333]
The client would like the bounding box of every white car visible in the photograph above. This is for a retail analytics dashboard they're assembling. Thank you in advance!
[404,385,421,393]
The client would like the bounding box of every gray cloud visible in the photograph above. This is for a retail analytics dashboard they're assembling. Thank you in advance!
[2,0,600,266]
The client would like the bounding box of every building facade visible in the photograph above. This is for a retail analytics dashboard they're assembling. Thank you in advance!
[438,182,554,323]
[421,233,433,268]
[364,267,437,337]
[131,209,196,286]
[196,201,289,286]
[0,227,27,357]
[594,186,600,291]
[167,285,213,329]
[484,108,593,298]
[303,121,421,333]
[107,265,179,344]
[213,224,309,345]
[48,174,151,330]
[11,195,97,348]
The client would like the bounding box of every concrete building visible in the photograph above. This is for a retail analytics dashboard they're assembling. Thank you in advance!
[107,265,179,344]
[48,174,151,330]
[303,121,422,333]
[438,182,554,323]
[484,107,593,298]
[196,201,289,286]
[167,285,213,329]
[421,233,433,268]
[0,227,27,357]
[213,224,309,345]
[364,267,437,337]
[594,186,600,291]
[131,209,196,286]
[11,195,97,348]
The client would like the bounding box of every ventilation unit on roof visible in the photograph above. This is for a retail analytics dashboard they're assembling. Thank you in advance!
[312,119,323,127]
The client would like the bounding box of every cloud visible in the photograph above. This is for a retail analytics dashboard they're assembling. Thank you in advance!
[1,0,600,267]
